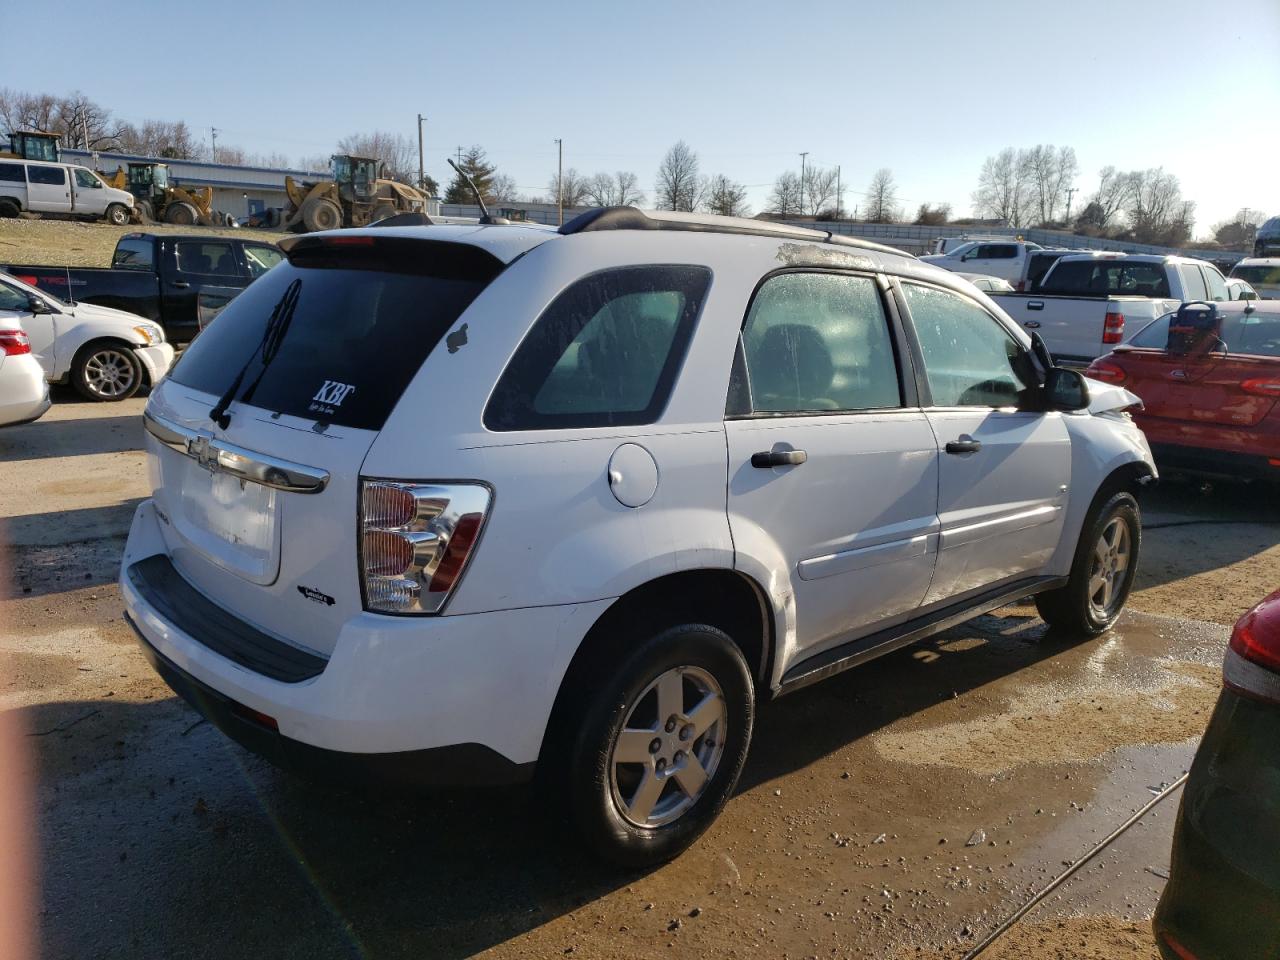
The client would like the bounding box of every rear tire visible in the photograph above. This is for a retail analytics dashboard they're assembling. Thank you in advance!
[556,623,754,867]
[300,197,342,232]
[164,202,198,225]
[0,198,21,218]
[1035,491,1141,636]
[105,203,130,227]
[71,342,143,402]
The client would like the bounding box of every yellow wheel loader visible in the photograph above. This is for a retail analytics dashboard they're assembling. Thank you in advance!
[100,162,230,226]
[1,130,61,162]
[280,155,427,232]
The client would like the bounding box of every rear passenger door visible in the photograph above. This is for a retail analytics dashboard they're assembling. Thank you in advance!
[897,280,1070,604]
[161,240,247,343]
[725,271,940,662]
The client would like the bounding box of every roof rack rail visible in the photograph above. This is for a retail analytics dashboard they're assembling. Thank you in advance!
[558,207,912,258]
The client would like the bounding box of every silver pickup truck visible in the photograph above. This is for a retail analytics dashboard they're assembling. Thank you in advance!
[992,253,1230,365]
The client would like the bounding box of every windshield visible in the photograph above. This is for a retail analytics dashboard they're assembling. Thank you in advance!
[168,238,503,430]
[1128,309,1280,357]
[1232,265,1280,289]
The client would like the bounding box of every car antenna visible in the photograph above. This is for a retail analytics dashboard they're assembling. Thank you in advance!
[64,265,75,306]
[446,158,509,225]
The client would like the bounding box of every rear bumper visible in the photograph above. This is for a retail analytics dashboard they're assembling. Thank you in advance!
[121,499,610,782]
[0,363,50,427]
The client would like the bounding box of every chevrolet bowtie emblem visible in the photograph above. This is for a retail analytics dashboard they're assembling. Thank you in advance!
[187,434,219,472]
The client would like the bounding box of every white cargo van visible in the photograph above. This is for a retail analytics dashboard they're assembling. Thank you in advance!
[0,158,135,225]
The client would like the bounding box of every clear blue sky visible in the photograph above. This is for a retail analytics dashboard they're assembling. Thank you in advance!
[7,0,1278,237]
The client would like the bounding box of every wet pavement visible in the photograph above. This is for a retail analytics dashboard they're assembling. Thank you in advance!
[2,398,1272,959]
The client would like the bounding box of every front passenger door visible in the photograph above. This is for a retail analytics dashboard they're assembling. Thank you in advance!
[898,281,1070,604]
[725,271,940,664]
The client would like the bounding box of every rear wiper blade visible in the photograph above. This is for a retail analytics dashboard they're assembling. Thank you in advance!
[209,279,302,430]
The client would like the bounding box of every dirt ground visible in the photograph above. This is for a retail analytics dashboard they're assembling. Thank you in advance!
[0,217,284,267]
[3,395,1277,959]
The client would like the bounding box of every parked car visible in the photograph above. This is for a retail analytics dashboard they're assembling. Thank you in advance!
[0,320,50,426]
[1230,257,1280,300]
[920,239,1044,283]
[6,232,284,345]
[120,209,1155,866]
[956,272,1014,294]
[1153,588,1280,959]
[1226,276,1259,300]
[992,254,1231,365]
[1086,300,1280,479]
[0,157,135,225]
[1254,215,1280,257]
[0,271,174,401]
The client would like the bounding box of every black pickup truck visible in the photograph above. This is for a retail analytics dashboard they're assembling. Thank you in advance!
[6,233,284,345]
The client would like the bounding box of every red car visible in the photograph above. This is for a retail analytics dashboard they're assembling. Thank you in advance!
[1087,300,1280,479]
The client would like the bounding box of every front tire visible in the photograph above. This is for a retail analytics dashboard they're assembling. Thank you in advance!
[105,203,130,227]
[1036,490,1141,636]
[300,197,343,232]
[562,623,754,867]
[72,342,143,401]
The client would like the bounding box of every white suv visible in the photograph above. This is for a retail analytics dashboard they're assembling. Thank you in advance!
[121,209,1155,865]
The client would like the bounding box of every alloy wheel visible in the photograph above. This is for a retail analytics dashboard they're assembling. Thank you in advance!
[83,349,137,399]
[1088,516,1131,619]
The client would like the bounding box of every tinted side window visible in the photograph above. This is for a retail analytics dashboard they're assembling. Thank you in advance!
[0,282,31,311]
[1223,315,1280,357]
[176,241,238,276]
[903,283,1034,408]
[1202,266,1228,302]
[112,238,154,271]
[1180,264,1208,300]
[1039,260,1091,294]
[27,165,65,186]
[737,272,900,414]
[986,244,1017,259]
[484,266,711,431]
[0,162,24,183]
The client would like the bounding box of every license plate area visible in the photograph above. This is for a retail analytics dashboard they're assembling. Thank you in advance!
[170,455,282,585]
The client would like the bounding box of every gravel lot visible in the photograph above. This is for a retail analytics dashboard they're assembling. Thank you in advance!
[2,394,1277,959]
[0,217,283,268]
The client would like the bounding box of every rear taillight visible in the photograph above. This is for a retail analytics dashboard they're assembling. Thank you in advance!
[1156,931,1200,960]
[359,480,491,614]
[1085,360,1127,384]
[0,329,31,356]
[1223,592,1280,704]
[1102,311,1125,344]
[1241,378,1280,397]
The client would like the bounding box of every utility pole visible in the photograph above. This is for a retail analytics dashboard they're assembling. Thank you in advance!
[417,114,426,194]
[799,151,808,216]
[1065,186,1077,224]
[835,165,841,220]
[555,138,564,226]
[210,127,219,163]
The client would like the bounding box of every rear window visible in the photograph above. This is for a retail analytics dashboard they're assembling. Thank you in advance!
[1039,260,1171,298]
[169,238,502,430]
[1026,252,1068,290]
[484,265,711,431]
[0,162,22,182]
[112,238,154,271]
[1128,310,1280,357]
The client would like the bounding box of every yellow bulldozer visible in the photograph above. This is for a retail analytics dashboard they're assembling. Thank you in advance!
[100,162,228,226]
[279,155,427,232]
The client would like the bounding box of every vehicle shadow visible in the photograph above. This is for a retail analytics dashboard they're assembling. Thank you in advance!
[30,609,1075,960]
[0,412,143,462]
[0,502,139,600]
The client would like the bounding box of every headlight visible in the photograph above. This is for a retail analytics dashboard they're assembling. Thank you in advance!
[132,323,164,344]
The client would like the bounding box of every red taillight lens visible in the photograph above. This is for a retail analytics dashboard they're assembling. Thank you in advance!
[324,235,375,246]
[1224,592,1280,703]
[1086,360,1127,384]
[1102,311,1125,344]
[0,329,31,356]
[1241,378,1280,397]
[1157,931,1199,960]
[359,480,490,614]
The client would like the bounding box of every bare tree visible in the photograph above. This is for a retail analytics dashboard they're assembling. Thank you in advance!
[863,168,900,223]
[489,174,520,203]
[1128,168,1193,245]
[548,167,591,208]
[1211,207,1267,249]
[802,166,839,216]
[584,171,644,207]
[705,175,750,217]
[972,148,1033,227]
[336,131,418,182]
[0,87,121,151]
[1025,144,1078,225]
[654,140,703,211]
[1086,166,1134,230]
[914,202,952,225]
[768,171,804,216]
[117,119,198,159]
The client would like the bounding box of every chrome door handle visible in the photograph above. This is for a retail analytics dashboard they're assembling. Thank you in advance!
[1027,300,1044,311]
[751,449,807,468]
[169,281,191,289]
[945,439,982,454]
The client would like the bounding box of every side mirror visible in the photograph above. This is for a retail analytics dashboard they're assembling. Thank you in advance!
[27,295,53,315]
[1044,367,1090,412]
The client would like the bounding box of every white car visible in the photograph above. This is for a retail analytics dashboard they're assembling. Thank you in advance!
[956,271,1014,294]
[0,321,50,426]
[921,239,1044,283]
[1230,258,1280,300]
[0,272,174,400]
[1225,277,1258,301]
[121,209,1155,865]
